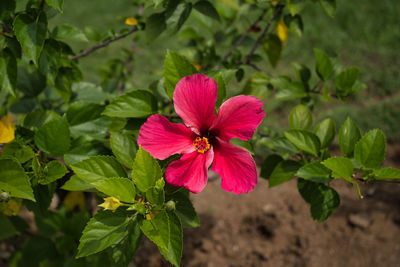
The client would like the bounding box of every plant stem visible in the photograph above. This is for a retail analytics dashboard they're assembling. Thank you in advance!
[70,27,139,61]
[245,4,285,66]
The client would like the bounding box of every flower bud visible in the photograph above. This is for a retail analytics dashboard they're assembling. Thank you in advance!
[0,192,10,201]
[165,200,176,211]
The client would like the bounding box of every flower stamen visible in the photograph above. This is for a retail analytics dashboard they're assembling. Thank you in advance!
[193,137,210,153]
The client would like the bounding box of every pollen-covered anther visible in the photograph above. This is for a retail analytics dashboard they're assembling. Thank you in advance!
[193,137,211,153]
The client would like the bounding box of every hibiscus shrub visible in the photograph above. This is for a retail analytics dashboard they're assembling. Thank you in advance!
[0,0,399,266]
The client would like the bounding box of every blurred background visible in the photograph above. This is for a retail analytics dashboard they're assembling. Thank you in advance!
[17,0,400,266]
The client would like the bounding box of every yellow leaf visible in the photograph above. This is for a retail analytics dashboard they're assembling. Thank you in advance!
[271,0,280,6]
[0,114,15,143]
[63,191,86,211]
[0,198,22,216]
[125,17,138,26]
[276,19,288,45]
[99,197,122,212]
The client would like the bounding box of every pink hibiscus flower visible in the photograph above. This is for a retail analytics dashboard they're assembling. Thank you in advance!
[138,74,266,194]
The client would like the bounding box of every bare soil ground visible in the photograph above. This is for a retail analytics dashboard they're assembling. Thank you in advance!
[133,144,400,267]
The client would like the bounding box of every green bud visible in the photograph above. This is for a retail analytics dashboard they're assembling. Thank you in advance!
[0,192,10,201]
[165,200,176,211]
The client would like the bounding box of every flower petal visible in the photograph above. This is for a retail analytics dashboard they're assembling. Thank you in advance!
[212,138,257,194]
[165,149,214,193]
[210,95,265,141]
[173,74,217,134]
[138,114,195,160]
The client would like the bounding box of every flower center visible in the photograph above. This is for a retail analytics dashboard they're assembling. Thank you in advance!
[193,137,211,153]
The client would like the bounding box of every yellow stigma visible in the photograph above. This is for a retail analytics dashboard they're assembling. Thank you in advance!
[193,137,211,153]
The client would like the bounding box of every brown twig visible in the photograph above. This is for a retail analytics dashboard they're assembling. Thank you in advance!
[245,4,285,65]
[70,27,139,61]
[222,7,269,62]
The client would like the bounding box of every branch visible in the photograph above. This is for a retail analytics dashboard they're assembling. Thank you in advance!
[0,32,12,39]
[222,7,269,62]
[70,27,139,61]
[245,4,284,65]
[0,23,12,33]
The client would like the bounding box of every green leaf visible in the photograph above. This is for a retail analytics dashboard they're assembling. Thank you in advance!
[132,147,162,192]
[38,39,61,84]
[322,157,354,181]
[71,156,127,183]
[72,82,108,103]
[242,72,272,99]
[272,77,307,100]
[140,210,170,250]
[61,175,94,191]
[55,67,76,103]
[146,178,165,206]
[338,117,361,157]
[13,13,47,65]
[77,210,130,258]
[64,139,108,166]
[167,191,199,228]
[373,167,400,180]
[92,178,136,203]
[110,132,137,168]
[0,48,17,96]
[291,62,310,85]
[70,117,112,140]
[34,117,71,157]
[284,129,321,156]
[3,143,34,164]
[285,14,303,37]
[146,12,166,42]
[260,154,283,179]
[269,136,299,154]
[164,50,197,98]
[46,0,64,12]
[286,0,307,16]
[40,160,68,185]
[212,72,226,107]
[230,138,254,155]
[313,118,336,148]
[0,213,19,240]
[167,3,192,33]
[193,0,220,21]
[296,162,332,183]
[159,211,183,267]
[319,0,336,18]
[314,48,333,80]
[263,34,282,68]
[102,90,157,118]
[23,109,60,129]
[297,179,340,222]
[0,158,34,201]
[110,222,142,266]
[52,24,87,41]
[17,66,46,97]
[17,236,57,264]
[289,104,312,130]
[269,160,302,187]
[0,0,15,19]
[335,67,359,93]
[66,102,105,126]
[354,129,386,169]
